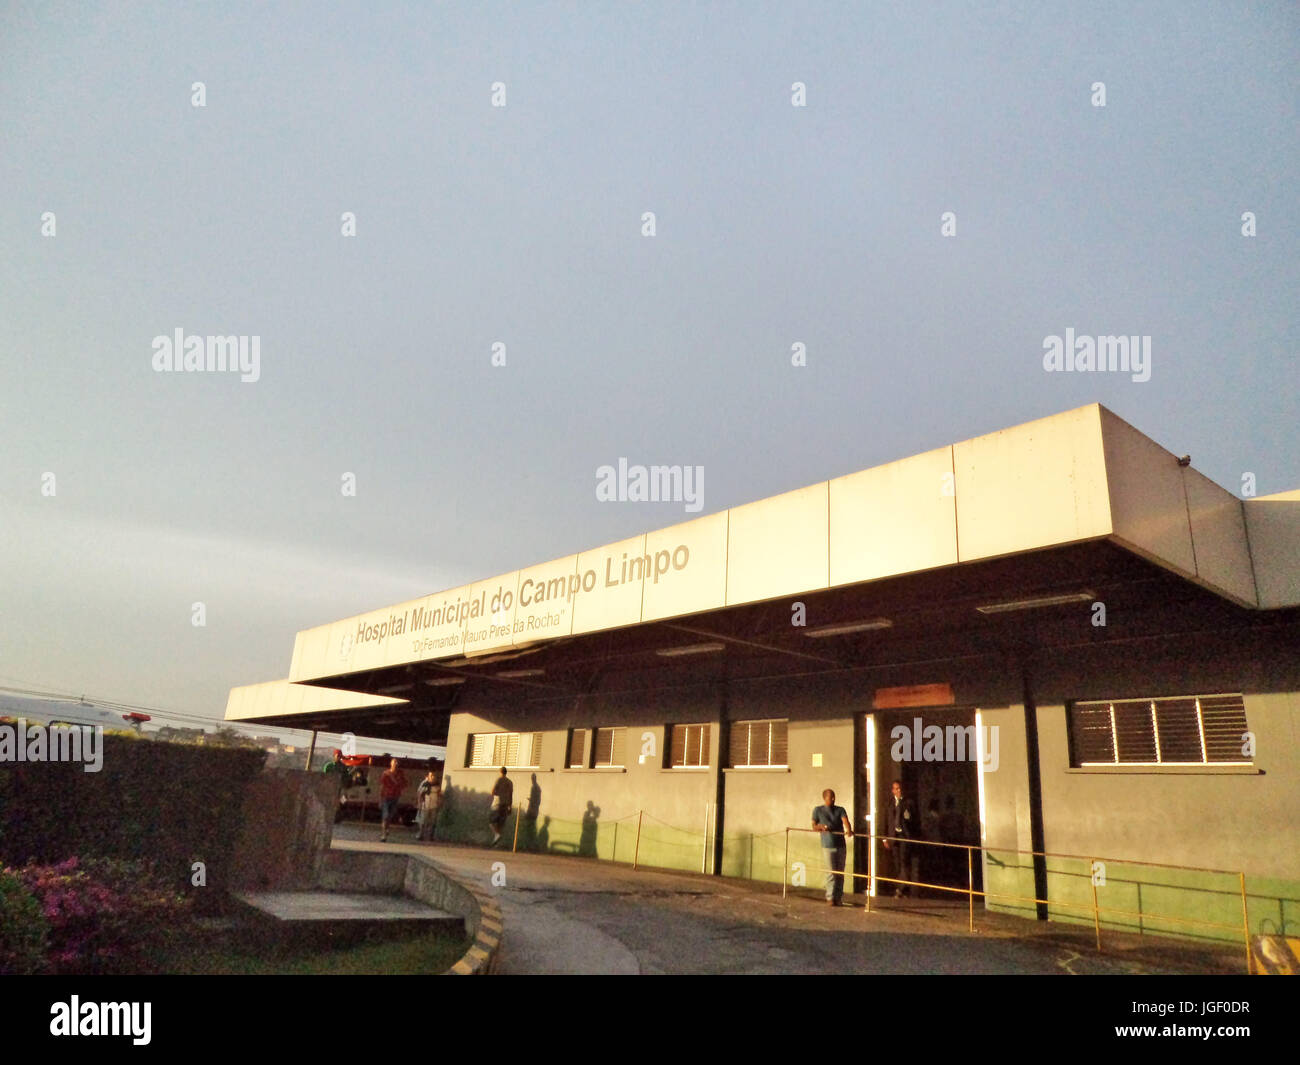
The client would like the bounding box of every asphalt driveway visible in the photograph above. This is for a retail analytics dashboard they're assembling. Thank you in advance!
[332,824,1241,976]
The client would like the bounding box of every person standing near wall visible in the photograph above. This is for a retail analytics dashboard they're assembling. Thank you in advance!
[812,788,853,906]
[323,749,351,784]
[883,779,918,897]
[416,769,441,841]
[378,758,407,843]
[489,766,513,846]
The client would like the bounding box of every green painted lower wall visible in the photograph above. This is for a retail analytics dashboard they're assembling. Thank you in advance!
[982,851,1300,944]
[983,849,1039,920]
[436,786,1299,947]
[1042,857,1300,945]
[434,784,869,888]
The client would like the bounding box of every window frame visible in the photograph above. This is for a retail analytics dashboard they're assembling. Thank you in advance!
[668,723,711,769]
[567,728,590,769]
[592,726,626,769]
[1067,694,1251,768]
[466,730,544,769]
[729,718,789,769]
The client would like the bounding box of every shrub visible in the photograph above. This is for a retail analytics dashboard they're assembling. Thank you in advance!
[0,868,48,974]
[9,856,191,974]
[0,739,265,895]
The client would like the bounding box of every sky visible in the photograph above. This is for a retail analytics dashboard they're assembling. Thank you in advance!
[1,1,1297,733]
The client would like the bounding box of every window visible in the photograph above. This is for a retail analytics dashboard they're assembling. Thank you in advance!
[567,728,589,768]
[730,719,788,768]
[467,731,543,768]
[669,723,710,768]
[593,727,625,768]
[1068,695,1250,766]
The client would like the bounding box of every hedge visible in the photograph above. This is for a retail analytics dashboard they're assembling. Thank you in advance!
[0,730,265,898]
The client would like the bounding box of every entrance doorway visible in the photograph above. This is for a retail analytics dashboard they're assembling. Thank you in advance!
[858,708,984,897]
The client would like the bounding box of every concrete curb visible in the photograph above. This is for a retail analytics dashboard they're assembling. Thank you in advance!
[316,844,505,974]
[389,850,504,974]
[447,890,503,975]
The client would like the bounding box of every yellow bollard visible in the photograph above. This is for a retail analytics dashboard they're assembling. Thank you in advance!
[967,846,974,933]
[1090,859,1102,951]
[1239,872,1252,975]
[782,828,789,899]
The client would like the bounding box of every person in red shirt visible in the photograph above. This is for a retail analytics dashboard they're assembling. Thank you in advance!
[379,759,407,842]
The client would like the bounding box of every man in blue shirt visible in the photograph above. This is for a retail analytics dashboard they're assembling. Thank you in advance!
[811,789,853,905]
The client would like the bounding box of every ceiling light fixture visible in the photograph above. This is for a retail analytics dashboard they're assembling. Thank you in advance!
[496,668,545,679]
[655,642,726,658]
[804,618,893,638]
[975,591,1096,614]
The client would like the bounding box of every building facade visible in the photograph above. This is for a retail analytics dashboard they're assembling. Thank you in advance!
[227,405,1300,942]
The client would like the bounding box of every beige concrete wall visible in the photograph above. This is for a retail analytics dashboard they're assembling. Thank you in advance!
[1101,408,1258,608]
[230,769,340,891]
[829,446,958,586]
[1183,469,1256,606]
[955,404,1112,562]
[1035,691,1299,878]
[441,689,722,862]
[1246,491,1300,609]
[726,482,830,607]
[724,676,861,837]
[974,702,1039,915]
[642,513,730,622]
[442,664,1028,885]
[1101,407,1196,576]
[1031,638,1300,882]
[225,678,406,723]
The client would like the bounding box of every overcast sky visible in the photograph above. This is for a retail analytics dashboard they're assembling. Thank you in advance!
[2,1,1296,729]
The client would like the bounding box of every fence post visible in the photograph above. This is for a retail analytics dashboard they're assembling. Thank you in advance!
[701,802,710,873]
[782,828,789,899]
[967,846,974,933]
[633,810,644,871]
[865,835,873,914]
[511,804,522,853]
[1239,871,1252,975]
[1090,858,1102,951]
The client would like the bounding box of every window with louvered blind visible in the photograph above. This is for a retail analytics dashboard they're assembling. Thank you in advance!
[1068,695,1251,766]
[669,723,710,768]
[593,727,625,768]
[467,731,544,768]
[567,728,589,768]
[729,719,789,768]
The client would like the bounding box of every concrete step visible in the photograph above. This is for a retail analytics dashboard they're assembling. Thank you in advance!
[231,890,465,950]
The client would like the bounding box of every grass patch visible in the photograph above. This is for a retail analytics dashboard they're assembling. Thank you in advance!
[148,929,468,975]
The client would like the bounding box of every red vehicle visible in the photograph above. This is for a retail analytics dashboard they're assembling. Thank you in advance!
[333,754,442,826]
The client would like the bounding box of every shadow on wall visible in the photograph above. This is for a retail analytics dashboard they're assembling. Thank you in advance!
[438,774,606,857]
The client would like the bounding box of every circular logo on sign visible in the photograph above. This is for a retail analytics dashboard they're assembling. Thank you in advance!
[339,632,355,658]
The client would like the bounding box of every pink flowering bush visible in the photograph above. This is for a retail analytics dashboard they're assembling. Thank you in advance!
[3,857,190,974]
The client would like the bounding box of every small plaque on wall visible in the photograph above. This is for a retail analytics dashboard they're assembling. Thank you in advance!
[873,683,955,709]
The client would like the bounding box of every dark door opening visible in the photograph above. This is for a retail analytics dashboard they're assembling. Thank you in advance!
[871,708,984,898]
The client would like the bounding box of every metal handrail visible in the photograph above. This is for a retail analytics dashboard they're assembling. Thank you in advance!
[781,826,1252,974]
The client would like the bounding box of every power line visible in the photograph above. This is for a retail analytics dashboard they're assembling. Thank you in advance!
[0,683,441,755]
